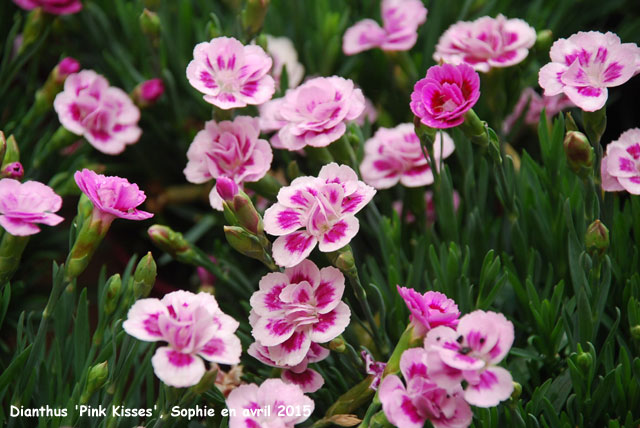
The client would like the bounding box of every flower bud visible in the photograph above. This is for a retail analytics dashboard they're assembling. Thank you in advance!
[132,252,157,299]
[327,245,357,276]
[216,176,239,203]
[53,57,80,84]
[535,29,553,51]
[1,162,24,180]
[460,109,489,147]
[511,381,522,400]
[80,361,108,404]
[241,0,270,38]
[233,192,263,235]
[576,351,593,371]
[564,131,594,177]
[326,377,375,417]
[148,224,199,265]
[20,8,47,54]
[329,336,346,353]
[1,135,20,168]
[224,226,264,260]
[583,107,607,144]
[0,132,6,164]
[140,9,161,38]
[631,325,640,340]
[585,219,609,256]
[132,78,164,108]
[104,274,122,315]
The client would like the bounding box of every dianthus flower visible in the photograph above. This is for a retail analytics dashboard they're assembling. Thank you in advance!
[397,286,460,337]
[601,128,640,194]
[502,87,574,134]
[265,35,305,89]
[0,179,63,236]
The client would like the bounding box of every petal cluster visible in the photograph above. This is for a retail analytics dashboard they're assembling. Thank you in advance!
[538,31,640,111]
[360,123,455,189]
[502,87,574,134]
[343,0,427,55]
[410,64,480,129]
[434,15,536,72]
[249,260,350,367]
[74,169,153,223]
[183,116,273,210]
[0,179,63,236]
[186,37,275,109]
[13,0,82,14]
[265,35,305,89]
[397,286,460,337]
[263,163,375,267]
[53,70,142,155]
[123,290,242,388]
[226,379,314,428]
[601,128,640,194]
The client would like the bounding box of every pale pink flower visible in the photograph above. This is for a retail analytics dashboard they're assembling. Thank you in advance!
[353,96,378,126]
[74,169,153,224]
[183,116,273,210]
[186,37,275,109]
[226,378,314,428]
[249,260,350,366]
[397,286,460,337]
[0,179,63,236]
[265,35,305,89]
[361,124,455,189]
[362,350,386,391]
[539,31,640,112]
[601,128,640,194]
[343,0,427,55]
[13,0,82,14]
[434,15,536,73]
[123,290,242,388]
[393,190,461,225]
[249,342,329,393]
[53,70,142,155]
[379,348,472,428]
[411,63,480,129]
[425,310,514,407]
[502,88,574,134]
[273,76,365,151]
[264,163,375,267]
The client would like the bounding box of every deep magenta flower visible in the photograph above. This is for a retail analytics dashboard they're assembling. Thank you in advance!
[132,78,164,107]
[273,76,365,151]
[183,116,273,210]
[601,128,640,194]
[54,57,80,84]
[13,0,82,15]
[360,124,455,189]
[0,179,63,236]
[53,70,142,155]
[539,31,640,111]
[410,63,480,129]
[434,15,536,72]
[226,379,314,428]
[425,310,514,407]
[343,0,427,55]
[249,260,350,367]
[186,37,275,109]
[379,348,472,428]
[123,290,241,388]
[397,286,460,337]
[362,349,386,390]
[263,163,375,267]
[74,169,153,224]
[502,87,574,134]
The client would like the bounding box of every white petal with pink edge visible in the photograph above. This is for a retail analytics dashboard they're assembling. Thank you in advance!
[122,298,169,342]
[151,347,206,388]
[309,301,350,343]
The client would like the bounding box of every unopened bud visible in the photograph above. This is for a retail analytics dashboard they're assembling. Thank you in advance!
[132,252,157,299]
[148,224,190,255]
[241,0,270,38]
[53,57,80,84]
[577,351,593,370]
[511,381,522,400]
[0,132,6,164]
[192,367,219,394]
[216,176,239,203]
[132,78,164,108]
[631,325,640,340]
[535,29,553,51]
[1,162,24,180]
[140,9,161,38]
[327,246,356,275]
[564,131,594,177]
[329,337,346,353]
[224,226,264,260]
[233,192,262,235]
[104,274,122,315]
[1,135,20,168]
[460,109,488,147]
[585,219,609,256]
[80,361,108,404]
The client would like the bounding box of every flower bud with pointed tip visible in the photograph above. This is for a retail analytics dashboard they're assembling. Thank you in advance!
[232,192,262,235]
[148,225,198,265]
[104,274,122,315]
[631,325,640,340]
[80,361,108,404]
[1,162,24,180]
[140,8,161,38]
[585,219,609,256]
[216,176,238,203]
[1,135,20,168]
[132,252,157,299]
[329,336,346,353]
[564,131,594,177]
[535,29,553,51]
[0,132,6,164]
[511,382,522,400]
[224,225,264,260]
[577,351,593,371]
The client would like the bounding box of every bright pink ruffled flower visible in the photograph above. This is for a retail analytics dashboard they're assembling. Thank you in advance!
[0,179,63,236]
[343,0,427,55]
[273,76,365,151]
[54,57,80,84]
[264,163,375,267]
[186,37,275,109]
[123,290,241,388]
[397,286,460,337]
[379,348,472,428]
[53,70,142,155]
[227,378,314,428]
[249,342,329,393]
[361,124,455,189]
[13,0,82,15]
[265,35,305,89]
[249,260,350,367]
[539,31,640,112]
[411,63,480,129]
[183,116,273,211]
[74,169,153,224]
[601,128,640,194]
[425,310,514,407]
[502,87,574,134]
[362,349,386,391]
[434,15,536,73]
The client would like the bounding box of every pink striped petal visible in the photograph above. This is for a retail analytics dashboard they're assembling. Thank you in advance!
[151,347,205,388]
[563,85,608,112]
[281,368,324,393]
[263,204,303,235]
[198,334,242,365]
[618,176,640,194]
[318,216,359,252]
[309,301,350,343]
[286,259,322,288]
[253,315,296,346]
[601,155,625,191]
[379,375,424,428]
[272,231,317,268]
[341,182,377,214]
[399,348,429,382]
[343,19,387,55]
[606,146,638,177]
[267,329,312,366]
[314,266,345,313]
[463,366,514,407]
[538,62,567,96]
[251,272,289,316]
[122,298,169,342]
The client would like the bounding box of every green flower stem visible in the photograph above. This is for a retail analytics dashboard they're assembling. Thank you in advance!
[305,146,334,164]
[0,233,29,286]
[32,126,78,168]
[329,134,358,168]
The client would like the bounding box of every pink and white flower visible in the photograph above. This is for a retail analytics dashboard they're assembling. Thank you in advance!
[273,76,365,151]
[360,124,455,189]
[249,342,329,393]
[410,63,480,129]
[183,116,273,210]
[226,378,314,428]
[601,128,640,194]
[425,310,514,407]
[0,179,63,236]
[53,70,142,155]
[265,35,305,89]
[502,87,574,134]
[538,31,640,111]
[249,259,350,367]
[263,163,375,267]
[123,290,242,388]
[379,348,472,428]
[186,37,275,109]
[13,0,82,14]
[397,286,460,337]
[362,349,386,390]
[343,0,427,55]
[74,168,153,224]
[434,15,536,73]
